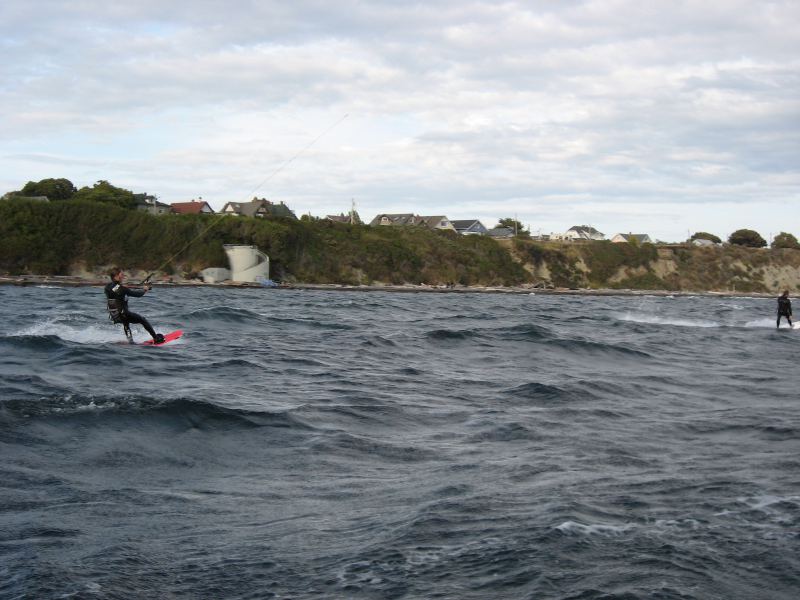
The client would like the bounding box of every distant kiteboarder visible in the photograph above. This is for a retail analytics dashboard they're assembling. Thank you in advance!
[105,268,164,344]
[776,290,793,329]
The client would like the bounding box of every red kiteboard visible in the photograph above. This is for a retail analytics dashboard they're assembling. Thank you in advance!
[141,330,184,346]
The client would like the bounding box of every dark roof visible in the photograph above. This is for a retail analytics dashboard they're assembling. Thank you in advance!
[221,198,297,219]
[369,213,422,226]
[487,227,514,238]
[451,219,479,229]
[133,194,170,209]
[326,212,362,224]
[616,233,650,242]
[418,215,452,229]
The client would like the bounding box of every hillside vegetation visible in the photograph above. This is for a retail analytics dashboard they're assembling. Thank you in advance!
[2,199,799,292]
[0,199,527,286]
[511,239,800,293]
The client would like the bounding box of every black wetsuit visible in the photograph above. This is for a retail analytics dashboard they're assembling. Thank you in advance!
[104,281,157,340]
[777,295,793,328]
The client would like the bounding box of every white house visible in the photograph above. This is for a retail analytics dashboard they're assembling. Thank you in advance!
[611,233,652,244]
[692,238,719,247]
[563,225,605,241]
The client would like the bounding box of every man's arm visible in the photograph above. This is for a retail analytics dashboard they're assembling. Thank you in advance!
[123,285,148,298]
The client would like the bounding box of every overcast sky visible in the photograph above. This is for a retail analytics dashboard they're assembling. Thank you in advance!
[2,1,798,241]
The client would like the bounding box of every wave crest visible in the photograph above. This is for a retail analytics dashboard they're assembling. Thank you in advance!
[0,396,312,432]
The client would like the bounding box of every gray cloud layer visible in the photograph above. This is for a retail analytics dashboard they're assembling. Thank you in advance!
[2,1,798,239]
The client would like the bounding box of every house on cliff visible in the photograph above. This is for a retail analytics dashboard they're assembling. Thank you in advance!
[451,219,489,235]
[133,193,171,215]
[611,233,652,244]
[326,210,362,225]
[370,214,455,232]
[171,200,215,214]
[370,214,423,227]
[560,225,605,241]
[486,227,515,239]
[221,197,297,219]
[419,216,456,232]
[692,238,720,247]
[1,193,49,202]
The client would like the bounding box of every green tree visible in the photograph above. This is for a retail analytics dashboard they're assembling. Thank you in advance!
[771,232,800,250]
[72,180,136,209]
[690,231,722,244]
[497,218,530,237]
[20,178,77,201]
[728,229,766,248]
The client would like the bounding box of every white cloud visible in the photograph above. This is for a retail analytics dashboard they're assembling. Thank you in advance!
[1,0,798,240]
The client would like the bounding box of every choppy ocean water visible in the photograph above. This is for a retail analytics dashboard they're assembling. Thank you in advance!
[0,284,798,599]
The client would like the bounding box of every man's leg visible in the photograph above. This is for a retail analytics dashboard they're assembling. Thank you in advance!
[125,312,157,340]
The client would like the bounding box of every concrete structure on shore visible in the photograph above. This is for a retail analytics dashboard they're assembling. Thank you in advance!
[200,267,231,284]
[223,245,270,283]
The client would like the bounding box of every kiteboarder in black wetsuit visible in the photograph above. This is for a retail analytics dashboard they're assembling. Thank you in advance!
[105,268,164,343]
[777,290,793,329]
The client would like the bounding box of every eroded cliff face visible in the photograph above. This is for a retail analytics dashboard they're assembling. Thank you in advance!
[509,240,800,293]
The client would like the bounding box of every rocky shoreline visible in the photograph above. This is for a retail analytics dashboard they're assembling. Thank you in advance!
[0,274,775,298]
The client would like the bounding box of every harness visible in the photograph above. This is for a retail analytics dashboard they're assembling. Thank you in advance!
[107,298,127,323]
[106,283,132,341]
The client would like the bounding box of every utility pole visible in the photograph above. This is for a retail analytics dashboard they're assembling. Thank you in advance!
[350,198,356,225]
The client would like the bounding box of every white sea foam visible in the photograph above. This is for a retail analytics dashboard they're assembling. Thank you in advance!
[739,495,799,511]
[13,320,132,344]
[652,518,702,530]
[615,313,720,328]
[744,318,785,329]
[555,520,635,535]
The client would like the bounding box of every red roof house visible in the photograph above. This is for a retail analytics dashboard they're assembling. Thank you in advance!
[170,200,215,215]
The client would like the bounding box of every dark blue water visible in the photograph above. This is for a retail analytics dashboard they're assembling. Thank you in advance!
[1,285,798,599]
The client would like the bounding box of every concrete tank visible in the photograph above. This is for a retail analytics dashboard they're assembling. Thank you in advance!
[200,267,231,284]
[223,244,270,283]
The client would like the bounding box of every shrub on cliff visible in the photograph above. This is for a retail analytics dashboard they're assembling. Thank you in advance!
[72,180,137,209]
[578,241,657,287]
[771,232,800,250]
[728,229,766,248]
[20,178,77,201]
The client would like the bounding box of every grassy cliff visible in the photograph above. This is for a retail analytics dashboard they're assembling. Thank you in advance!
[2,199,798,292]
[0,199,528,286]
[511,239,800,293]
